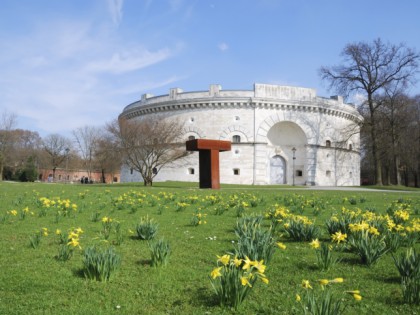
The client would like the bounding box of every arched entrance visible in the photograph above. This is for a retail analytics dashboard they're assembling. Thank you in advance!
[266,121,307,185]
[270,155,286,184]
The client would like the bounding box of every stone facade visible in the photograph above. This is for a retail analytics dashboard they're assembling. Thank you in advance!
[119,83,363,186]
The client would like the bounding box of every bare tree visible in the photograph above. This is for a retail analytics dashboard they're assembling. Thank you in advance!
[42,134,72,181]
[94,130,122,183]
[0,111,17,180]
[320,38,419,185]
[73,126,101,179]
[108,116,187,186]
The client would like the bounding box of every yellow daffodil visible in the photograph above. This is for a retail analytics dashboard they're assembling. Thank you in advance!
[210,267,222,279]
[217,254,230,266]
[353,293,362,301]
[75,227,84,234]
[276,242,287,250]
[240,276,252,287]
[242,256,252,270]
[331,278,344,283]
[55,229,61,235]
[42,228,48,236]
[296,294,301,302]
[260,275,269,284]
[309,239,320,249]
[233,256,242,268]
[67,238,80,247]
[302,280,312,289]
[318,279,329,287]
[10,210,18,216]
[252,259,266,273]
[331,231,347,244]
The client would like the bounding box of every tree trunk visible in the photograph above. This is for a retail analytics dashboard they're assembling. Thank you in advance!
[368,101,383,185]
[101,169,106,183]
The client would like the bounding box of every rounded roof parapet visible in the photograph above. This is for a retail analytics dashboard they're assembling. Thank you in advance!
[120,83,363,123]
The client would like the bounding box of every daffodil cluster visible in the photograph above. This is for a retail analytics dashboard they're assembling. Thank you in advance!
[210,254,269,309]
[190,209,207,226]
[297,278,362,314]
[38,196,78,216]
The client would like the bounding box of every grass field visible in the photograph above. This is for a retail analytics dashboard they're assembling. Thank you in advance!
[0,182,419,314]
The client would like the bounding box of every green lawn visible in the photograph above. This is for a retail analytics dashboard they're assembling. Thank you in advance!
[0,182,419,314]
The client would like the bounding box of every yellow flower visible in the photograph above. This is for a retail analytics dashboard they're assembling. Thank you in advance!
[302,280,312,289]
[241,276,252,287]
[75,227,84,234]
[9,210,18,216]
[331,278,344,283]
[67,238,80,248]
[217,254,230,266]
[42,228,48,236]
[309,239,320,249]
[102,216,112,223]
[331,231,347,244]
[233,256,242,268]
[276,242,287,250]
[23,207,29,213]
[55,229,61,235]
[318,279,329,286]
[210,267,222,279]
[353,293,362,301]
[260,275,269,284]
[252,259,266,273]
[242,256,252,270]
[296,294,301,302]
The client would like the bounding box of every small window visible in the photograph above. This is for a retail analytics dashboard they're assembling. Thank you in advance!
[348,144,353,150]
[190,117,195,122]
[233,168,240,175]
[188,168,195,175]
[234,149,240,154]
[188,135,195,141]
[326,140,331,148]
[296,170,303,177]
[326,170,331,177]
[234,116,240,121]
[232,135,241,143]
[130,168,134,175]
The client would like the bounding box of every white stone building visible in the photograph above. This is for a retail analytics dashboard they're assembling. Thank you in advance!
[119,83,363,186]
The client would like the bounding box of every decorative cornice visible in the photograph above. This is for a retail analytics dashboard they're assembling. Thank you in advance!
[120,98,362,123]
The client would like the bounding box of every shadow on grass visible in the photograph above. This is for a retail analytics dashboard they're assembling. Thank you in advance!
[72,268,86,279]
[188,286,219,307]
[136,259,152,266]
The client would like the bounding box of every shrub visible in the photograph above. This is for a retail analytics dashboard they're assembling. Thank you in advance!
[392,248,420,304]
[234,215,275,263]
[347,231,389,266]
[135,216,158,240]
[149,238,171,267]
[82,246,121,281]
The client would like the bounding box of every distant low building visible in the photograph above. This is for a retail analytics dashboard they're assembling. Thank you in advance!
[119,83,363,186]
[38,168,120,184]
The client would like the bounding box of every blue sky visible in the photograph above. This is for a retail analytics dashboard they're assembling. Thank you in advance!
[1,0,420,136]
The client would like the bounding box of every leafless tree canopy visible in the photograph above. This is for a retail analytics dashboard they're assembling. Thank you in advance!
[42,134,72,180]
[73,126,101,179]
[320,38,419,100]
[108,116,187,186]
[0,111,18,180]
[320,38,419,185]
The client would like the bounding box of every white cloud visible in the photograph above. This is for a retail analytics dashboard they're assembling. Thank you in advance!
[85,48,172,74]
[218,42,229,52]
[108,0,124,26]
